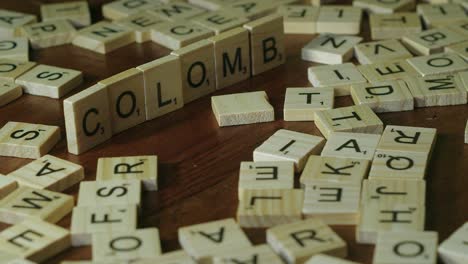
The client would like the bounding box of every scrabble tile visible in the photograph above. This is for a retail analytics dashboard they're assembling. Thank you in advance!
[0,81,22,107]
[321,132,381,161]
[137,55,184,120]
[237,189,304,228]
[353,0,415,14]
[211,91,274,127]
[244,14,285,76]
[369,150,429,179]
[0,37,29,61]
[0,59,36,82]
[0,251,37,264]
[314,105,384,139]
[135,250,196,264]
[116,12,167,43]
[369,13,421,40]
[72,21,135,54]
[213,244,284,264]
[0,219,69,263]
[350,80,414,113]
[20,20,76,49]
[148,2,206,21]
[189,0,237,11]
[178,218,252,264]
[102,0,163,20]
[373,231,438,264]
[310,0,337,5]
[92,228,161,261]
[0,186,73,224]
[7,154,84,192]
[277,5,319,34]
[445,21,468,37]
[300,155,369,187]
[70,204,138,246]
[224,0,279,20]
[301,34,363,64]
[417,4,466,29]
[401,28,465,55]
[99,68,146,134]
[283,87,334,121]
[316,6,363,35]
[357,60,419,82]
[0,9,37,38]
[378,125,437,154]
[306,254,360,264]
[15,64,83,98]
[0,175,17,199]
[354,39,413,65]
[151,21,214,50]
[453,0,468,9]
[466,121,468,144]
[41,1,91,28]
[209,27,250,90]
[192,10,249,34]
[405,73,467,107]
[406,53,468,77]
[0,121,61,159]
[238,161,294,200]
[438,222,468,264]
[253,129,326,172]
[77,179,141,207]
[267,218,347,264]
[308,63,368,96]
[63,83,113,155]
[171,40,216,103]
[445,40,468,60]
[96,155,158,191]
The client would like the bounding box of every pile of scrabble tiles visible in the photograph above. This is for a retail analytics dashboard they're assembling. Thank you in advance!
[0,0,467,263]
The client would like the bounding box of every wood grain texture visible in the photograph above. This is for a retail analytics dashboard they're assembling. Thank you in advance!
[0,1,466,264]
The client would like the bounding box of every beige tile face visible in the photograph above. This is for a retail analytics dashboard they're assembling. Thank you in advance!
[189,0,236,11]
[354,39,413,64]
[20,20,76,49]
[378,125,437,154]
[401,28,465,55]
[445,40,468,60]
[0,59,37,82]
[445,21,468,37]
[152,21,214,50]
[321,132,381,161]
[192,10,249,34]
[301,34,363,65]
[116,12,167,43]
[40,1,91,27]
[284,87,334,121]
[417,3,466,28]
[224,0,278,20]
[213,244,284,264]
[102,0,162,20]
[307,254,360,264]
[148,2,206,21]
[369,150,429,180]
[0,9,37,37]
[406,53,468,77]
[438,222,468,264]
[316,6,362,35]
[77,179,141,208]
[308,63,367,96]
[0,37,29,61]
[353,0,415,14]
[357,60,419,82]
[278,5,319,34]
[136,250,195,264]
[0,80,22,107]
[369,13,421,40]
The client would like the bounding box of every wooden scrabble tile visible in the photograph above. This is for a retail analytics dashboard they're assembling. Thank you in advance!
[213,244,284,264]
[189,0,236,11]
[7,154,84,192]
[0,186,73,224]
[314,105,384,139]
[417,4,466,29]
[277,5,319,34]
[102,0,163,20]
[306,254,360,264]
[0,37,29,61]
[0,251,37,264]
[369,150,429,179]
[151,21,214,50]
[401,28,465,56]
[238,161,294,200]
[211,91,274,127]
[0,59,36,82]
[438,222,468,264]
[405,73,467,107]
[321,132,381,161]
[41,1,91,28]
[369,13,421,40]
[267,218,347,264]
[178,218,252,264]
[0,9,37,38]
[20,20,76,49]
[171,40,216,103]
[353,0,415,14]
[135,250,196,264]
[192,10,249,35]
[406,53,468,77]
[70,204,138,246]
[354,39,413,65]
[99,68,146,134]
[92,228,161,261]
[350,80,414,113]
[137,55,183,120]
[0,81,22,107]
[0,219,69,263]
[373,231,438,264]
[301,34,363,64]
[96,155,158,191]
[445,21,468,37]
[244,14,285,76]
[0,121,61,159]
[378,125,437,154]
[116,12,167,43]
[15,64,83,98]
[148,2,206,21]
[63,83,113,155]
[316,6,363,35]
[253,129,325,172]
[224,0,279,20]
[283,87,334,121]
[445,40,468,60]
[237,189,303,228]
[209,27,250,90]
[303,182,361,225]
[72,21,135,54]
[308,63,368,96]
[357,60,419,82]
[77,179,141,207]
[0,175,17,199]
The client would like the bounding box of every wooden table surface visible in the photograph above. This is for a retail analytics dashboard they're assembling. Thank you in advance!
[0,1,467,263]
